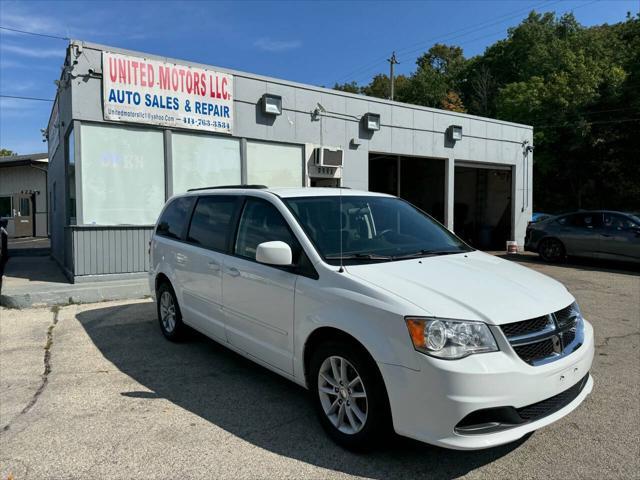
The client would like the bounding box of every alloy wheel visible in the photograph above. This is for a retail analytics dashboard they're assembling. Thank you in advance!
[159,291,176,333]
[317,355,368,434]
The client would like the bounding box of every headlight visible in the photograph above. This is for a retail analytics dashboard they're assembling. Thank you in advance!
[405,317,498,359]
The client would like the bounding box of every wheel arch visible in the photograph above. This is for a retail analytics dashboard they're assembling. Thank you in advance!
[154,272,172,293]
[303,327,381,390]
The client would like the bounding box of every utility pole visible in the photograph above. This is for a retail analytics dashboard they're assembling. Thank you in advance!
[387,51,399,101]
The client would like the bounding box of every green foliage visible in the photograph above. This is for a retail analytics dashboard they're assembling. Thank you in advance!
[333,11,640,211]
[0,148,17,156]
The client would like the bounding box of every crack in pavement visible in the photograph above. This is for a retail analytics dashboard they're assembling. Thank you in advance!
[1,307,61,434]
[596,331,639,348]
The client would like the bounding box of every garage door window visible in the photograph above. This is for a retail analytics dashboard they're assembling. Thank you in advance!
[246,141,303,187]
[172,133,241,194]
[80,124,165,225]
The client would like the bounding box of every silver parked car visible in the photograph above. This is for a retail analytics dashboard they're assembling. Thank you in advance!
[525,210,640,264]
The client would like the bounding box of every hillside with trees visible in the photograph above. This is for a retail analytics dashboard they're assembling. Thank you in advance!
[334,12,640,213]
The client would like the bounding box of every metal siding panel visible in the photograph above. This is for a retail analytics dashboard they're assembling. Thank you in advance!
[109,230,115,273]
[97,229,104,274]
[133,228,140,271]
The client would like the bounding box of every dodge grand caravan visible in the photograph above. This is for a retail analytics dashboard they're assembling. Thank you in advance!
[149,186,594,451]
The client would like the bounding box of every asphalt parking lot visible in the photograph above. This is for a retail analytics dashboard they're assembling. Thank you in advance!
[1,255,639,479]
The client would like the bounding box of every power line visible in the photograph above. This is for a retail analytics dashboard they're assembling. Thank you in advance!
[0,94,54,102]
[0,25,69,41]
[333,0,557,84]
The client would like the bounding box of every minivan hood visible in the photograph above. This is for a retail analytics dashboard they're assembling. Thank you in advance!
[346,251,573,325]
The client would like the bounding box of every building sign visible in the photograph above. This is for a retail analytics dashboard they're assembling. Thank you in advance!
[102,52,233,133]
[47,98,60,158]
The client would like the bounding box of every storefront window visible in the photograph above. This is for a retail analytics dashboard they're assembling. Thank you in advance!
[66,128,76,224]
[171,133,241,194]
[80,124,165,225]
[246,140,303,187]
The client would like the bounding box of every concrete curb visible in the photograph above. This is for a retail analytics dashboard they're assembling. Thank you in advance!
[0,281,151,309]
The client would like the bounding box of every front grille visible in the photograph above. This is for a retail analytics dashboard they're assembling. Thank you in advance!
[500,303,583,365]
[501,315,551,338]
[517,374,589,421]
[513,338,556,363]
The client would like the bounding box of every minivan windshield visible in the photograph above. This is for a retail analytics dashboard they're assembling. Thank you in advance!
[285,195,472,265]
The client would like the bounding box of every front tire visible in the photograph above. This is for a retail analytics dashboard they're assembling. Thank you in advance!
[539,238,565,263]
[309,340,391,451]
[156,282,186,341]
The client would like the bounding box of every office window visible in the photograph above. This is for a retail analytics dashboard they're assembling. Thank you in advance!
[246,141,303,187]
[0,196,11,217]
[172,133,241,194]
[67,128,76,224]
[80,124,165,225]
[187,196,237,251]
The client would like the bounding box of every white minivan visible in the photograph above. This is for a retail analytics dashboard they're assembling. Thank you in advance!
[149,186,594,451]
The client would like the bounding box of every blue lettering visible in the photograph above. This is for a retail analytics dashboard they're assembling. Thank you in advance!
[145,93,152,106]
[223,106,230,118]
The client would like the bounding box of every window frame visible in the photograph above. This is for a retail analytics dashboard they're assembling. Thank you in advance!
[230,195,318,279]
[184,194,243,254]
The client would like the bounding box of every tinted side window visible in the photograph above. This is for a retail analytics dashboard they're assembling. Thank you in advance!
[187,196,237,251]
[604,213,638,229]
[235,199,299,261]
[156,196,195,240]
[563,213,602,228]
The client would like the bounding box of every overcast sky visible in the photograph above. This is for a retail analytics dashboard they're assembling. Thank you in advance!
[1,0,637,155]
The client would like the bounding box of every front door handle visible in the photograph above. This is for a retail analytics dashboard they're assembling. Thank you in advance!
[227,267,240,277]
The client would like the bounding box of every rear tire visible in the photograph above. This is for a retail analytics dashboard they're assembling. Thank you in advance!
[309,340,391,451]
[156,282,186,341]
[539,238,565,263]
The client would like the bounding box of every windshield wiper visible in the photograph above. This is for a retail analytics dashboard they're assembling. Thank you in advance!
[325,253,393,261]
[391,249,462,260]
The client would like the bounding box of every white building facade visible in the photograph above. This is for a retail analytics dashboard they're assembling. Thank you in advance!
[47,41,533,282]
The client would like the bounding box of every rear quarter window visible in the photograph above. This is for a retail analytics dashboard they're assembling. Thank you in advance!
[156,196,195,240]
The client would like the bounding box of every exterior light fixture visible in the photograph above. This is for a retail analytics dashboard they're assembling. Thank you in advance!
[363,113,381,131]
[261,93,282,115]
[447,125,463,142]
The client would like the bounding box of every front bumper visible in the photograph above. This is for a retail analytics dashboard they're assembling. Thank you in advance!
[378,319,594,450]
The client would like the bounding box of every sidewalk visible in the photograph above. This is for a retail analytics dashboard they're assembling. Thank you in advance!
[0,256,150,309]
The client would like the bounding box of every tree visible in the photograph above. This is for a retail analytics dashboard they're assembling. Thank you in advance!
[333,81,360,94]
[0,148,17,156]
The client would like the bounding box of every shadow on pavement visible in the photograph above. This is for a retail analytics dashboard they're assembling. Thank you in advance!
[77,301,526,479]
[494,252,640,276]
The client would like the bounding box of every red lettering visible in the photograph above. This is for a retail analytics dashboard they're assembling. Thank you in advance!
[221,77,228,100]
[140,63,146,86]
[186,70,193,94]
[118,59,127,83]
[159,66,171,90]
[200,73,206,96]
[131,61,139,85]
[147,64,155,88]
[108,57,117,82]
[179,69,186,91]
[171,69,179,91]
[193,72,200,96]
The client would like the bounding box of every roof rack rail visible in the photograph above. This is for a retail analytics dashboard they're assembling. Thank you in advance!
[187,184,268,192]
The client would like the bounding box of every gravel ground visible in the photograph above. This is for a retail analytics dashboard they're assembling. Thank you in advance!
[1,255,638,479]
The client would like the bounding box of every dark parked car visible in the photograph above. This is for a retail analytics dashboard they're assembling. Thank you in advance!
[525,210,640,264]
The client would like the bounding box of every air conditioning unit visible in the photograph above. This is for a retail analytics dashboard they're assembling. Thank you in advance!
[314,146,343,168]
